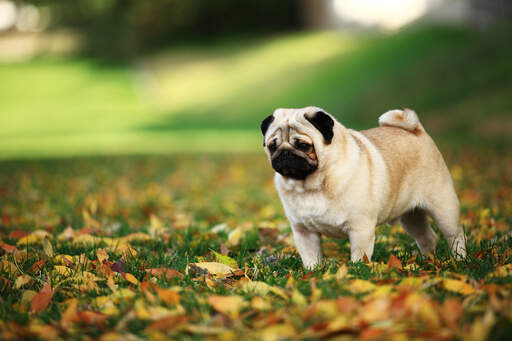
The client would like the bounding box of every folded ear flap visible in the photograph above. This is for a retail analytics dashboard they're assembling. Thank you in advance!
[260,114,274,146]
[306,111,334,144]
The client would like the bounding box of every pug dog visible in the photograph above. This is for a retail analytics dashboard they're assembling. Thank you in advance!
[261,106,466,269]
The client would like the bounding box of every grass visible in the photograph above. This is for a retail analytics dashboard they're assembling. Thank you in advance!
[0,151,511,339]
[0,25,511,159]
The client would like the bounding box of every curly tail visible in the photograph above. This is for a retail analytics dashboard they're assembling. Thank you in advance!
[378,108,423,133]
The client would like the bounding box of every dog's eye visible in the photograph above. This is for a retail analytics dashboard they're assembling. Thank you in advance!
[295,141,311,151]
[268,140,277,153]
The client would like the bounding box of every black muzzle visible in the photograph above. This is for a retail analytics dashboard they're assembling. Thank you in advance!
[271,149,317,180]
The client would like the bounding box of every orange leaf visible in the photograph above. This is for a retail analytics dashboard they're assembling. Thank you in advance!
[0,241,18,254]
[387,254,402,270]
[156,288,181,306]
[124,273,139,285]
[31,283,54,313]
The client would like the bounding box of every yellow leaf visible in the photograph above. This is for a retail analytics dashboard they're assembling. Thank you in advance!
[259,324,296,341]
[21,290,37,305]
[110,288,136,301]
[188,262,236,276]
[240,281,270,295]
[443,278,475,295]
[17,230,50,245]
[213,251,238,268]
[150,214,164,229]
[336,264,348,281]
[82,210,100,228]
[349,279,377,294]
[54,254,74,265]
[42,238,54,258]
[124,273,139,285]
[53,265,73,277]
[105,243,137,257]
[60,298,79,328]
[14,274,32,289]
[0,260,18,274]
[419,300,441,328]
[134,299,183,320]
[291,289,308,307]
[96,248,109,263]
[269,286,288,300]
[490,264,512,277]
[73,234,99,245]
[399,276,427,289]
[120,233,152,243]
[226,227,242,247]
[207,295,246,318]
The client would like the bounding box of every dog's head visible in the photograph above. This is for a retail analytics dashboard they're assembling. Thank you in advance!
[261,106,335,180]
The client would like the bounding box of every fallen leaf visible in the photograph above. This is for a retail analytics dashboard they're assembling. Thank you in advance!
[14,274,32,289]
[0,241,18,253]
[42,238,54,258]
[207,295,246,318]
[443,278,475,295]
[156,288,180,305]
[240,281,271,295]
[349,279,377,294]
[31,283,54,313]
[0,260,17,274]
[97,248,109,263]
[124,273,139,285]
[387,254,402,270]
[291,289,308,307]
[226,227,242,247]
[188,262,236,277]
[213,250,238,268]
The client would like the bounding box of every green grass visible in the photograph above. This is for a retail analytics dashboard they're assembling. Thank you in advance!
[0,25,511,159]
[0,151,511,339]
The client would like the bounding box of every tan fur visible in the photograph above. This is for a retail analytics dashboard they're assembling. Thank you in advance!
[263,106,467,269]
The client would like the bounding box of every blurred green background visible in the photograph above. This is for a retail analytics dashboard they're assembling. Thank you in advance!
[0,0,511,159]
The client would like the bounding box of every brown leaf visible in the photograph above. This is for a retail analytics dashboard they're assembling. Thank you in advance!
[31,283,54,313]
[145,267,184,280]
[75,310,108,325]
[441,298,463,328]
[387,254,402,270]
[30,260,46,274]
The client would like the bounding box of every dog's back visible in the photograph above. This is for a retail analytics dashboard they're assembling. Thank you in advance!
[360,109,453,221]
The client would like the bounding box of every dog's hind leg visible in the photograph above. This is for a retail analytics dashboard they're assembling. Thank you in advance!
[400,208,438,256]
[427,188,466,260]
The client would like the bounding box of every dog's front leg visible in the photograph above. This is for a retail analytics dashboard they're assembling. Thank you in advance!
[291,224,322,269]
[348,222,376,262]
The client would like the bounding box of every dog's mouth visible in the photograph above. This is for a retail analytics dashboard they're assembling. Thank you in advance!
[271,149,317,180]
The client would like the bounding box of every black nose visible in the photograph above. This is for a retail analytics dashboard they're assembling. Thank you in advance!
[271,150,316,180]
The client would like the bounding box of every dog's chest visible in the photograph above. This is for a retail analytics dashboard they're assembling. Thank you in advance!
[282,191,349,238]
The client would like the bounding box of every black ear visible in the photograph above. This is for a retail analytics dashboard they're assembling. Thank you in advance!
[306,111,334,144]
[260,114,274,146]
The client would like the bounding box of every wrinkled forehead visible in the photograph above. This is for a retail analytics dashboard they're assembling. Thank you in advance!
[273,106,320,122]
[270,106,322,131]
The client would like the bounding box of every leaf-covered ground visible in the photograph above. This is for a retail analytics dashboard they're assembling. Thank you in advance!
[0,151,511,340]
